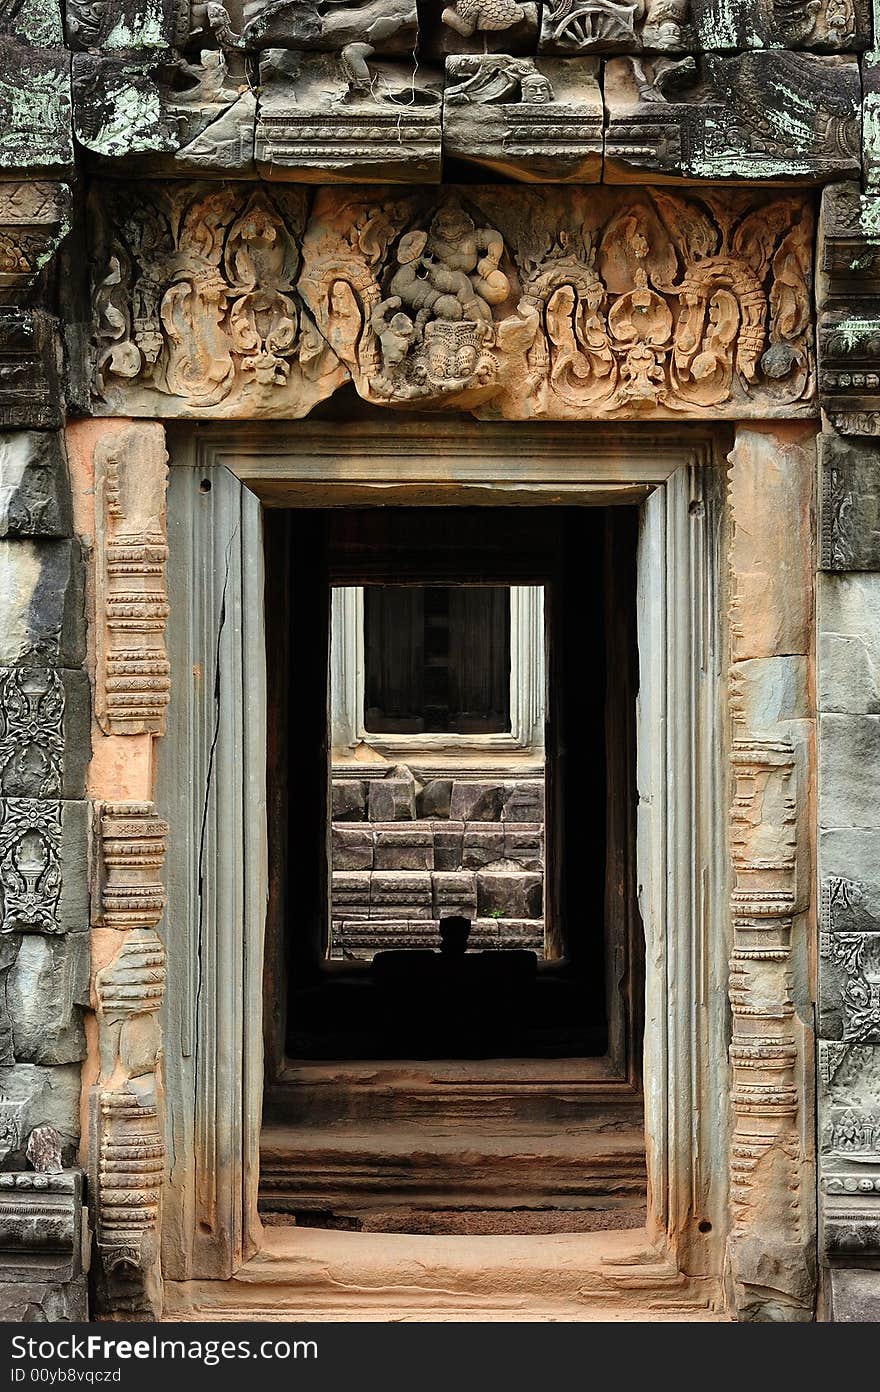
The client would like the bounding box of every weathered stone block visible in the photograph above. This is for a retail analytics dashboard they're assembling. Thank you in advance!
[0,432,71,539]
[443,55,602,183]
[0,1064,80,1167]
[817,185,880,435]
[257,52,441,183]
[0,311,63,430]
[820,714,880,829]
[330,870,371,919]
[821,923,880,1043]
[418,779,452,819]
[239,0,418,52]
[829,1269,880,1320]
[331,778,367,821]
[501,780,543,822]
[423,1,539,57]
[820,575,880,717]
[476,870,542,918]
[538,0,687,53]
[820,433,880,571]
[503,824,543,869]
[368,778,416,822]
[449,780,505,821]
[730,657,810,734]
[691,0,871,50]
[370,870,432,919]
[0,668,91,800]
[604,52,861,183]
[0,45,73,176]
[431,870,477,918]
[65,0,177,50]
[729,427,814,661]
[462,826,504,868]
[6,931,88,1064]
[374,827,434,871]
[332,824,373,871]
[0,539,85,668]
[433,821,464,869]
[0,1169,86,1321]
[73,52,257,174]
[0,799,90,936]
[0,185,72,306]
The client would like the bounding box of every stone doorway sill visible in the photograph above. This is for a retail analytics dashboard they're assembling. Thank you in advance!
[163,1227,722,1322]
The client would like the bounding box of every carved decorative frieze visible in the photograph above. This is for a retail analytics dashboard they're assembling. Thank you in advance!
[256,50,442,183]
[0,1169,87,1321]
[538,0,688,54]
[819,879,880,1266]
[298,186,815,420]
[0,43,73,176]
[90,182,347,418]
[818,184,880,437]
[0,799,63,935]
[690,0,871,50]
[0,310,63,429]
[604,51,861,181]
[442,55,603,181]
[90,801,168,1319]
[819,433,880,571]
[0,669,64,799]
[94,424,170,737]
[0,183,71,305]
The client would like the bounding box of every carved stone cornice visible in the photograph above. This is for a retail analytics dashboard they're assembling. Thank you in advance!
[94,423,170,736]
[818,184,880,437]
[0,183,72,307]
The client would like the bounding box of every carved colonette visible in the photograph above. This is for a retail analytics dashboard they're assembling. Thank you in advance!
[726,426,817,1320]
[83,422,171,1320]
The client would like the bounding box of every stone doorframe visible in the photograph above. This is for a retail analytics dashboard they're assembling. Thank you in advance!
[72,414,818,1320]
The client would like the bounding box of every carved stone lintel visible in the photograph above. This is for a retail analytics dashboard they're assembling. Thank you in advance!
[299,185,815,420]
[90,182,347,418]
[94,424,170,737]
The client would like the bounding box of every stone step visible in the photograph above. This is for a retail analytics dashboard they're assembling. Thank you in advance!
[258,1120,647,1214]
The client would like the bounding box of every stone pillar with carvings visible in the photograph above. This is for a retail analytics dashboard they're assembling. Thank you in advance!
[726,424,817,1321]
[816,186,880,1316]
[74,418,171,1320]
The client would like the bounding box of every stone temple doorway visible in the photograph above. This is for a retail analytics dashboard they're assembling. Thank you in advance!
[258,504,645,1231]
[156,417,733,1317]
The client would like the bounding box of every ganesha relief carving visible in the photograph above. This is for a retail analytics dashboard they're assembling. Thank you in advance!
[298,186,815,419]
[89,182,347,418]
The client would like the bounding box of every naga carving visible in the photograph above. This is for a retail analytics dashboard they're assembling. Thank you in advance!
[299,186,815,419]
[90,183,346,418]
[90,803,168,1320]
[94,424,170,737]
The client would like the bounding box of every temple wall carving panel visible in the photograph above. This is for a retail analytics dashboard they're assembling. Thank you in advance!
[90,182,816,422]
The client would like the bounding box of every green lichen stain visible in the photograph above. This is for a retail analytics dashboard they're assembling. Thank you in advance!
[10,0,64,46]
[857,195,880,237]
[833,318,880,350]
[94,82,166,158]
[0,62,71,167]
[104,0,168,50]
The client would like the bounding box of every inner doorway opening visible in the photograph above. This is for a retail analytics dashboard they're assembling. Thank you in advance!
[261,504,645,1232]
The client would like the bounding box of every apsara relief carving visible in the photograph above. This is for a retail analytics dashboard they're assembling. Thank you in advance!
[90,182,347,418]
[298,185,815,420]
